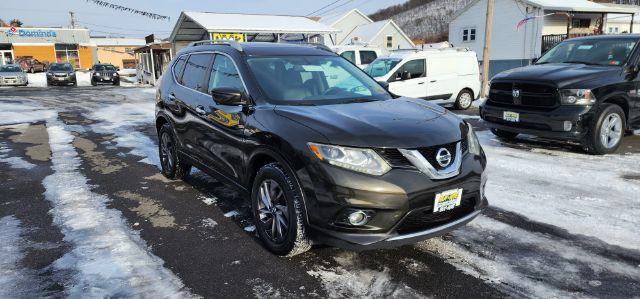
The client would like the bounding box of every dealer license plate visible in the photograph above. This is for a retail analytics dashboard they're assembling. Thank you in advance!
[103,75,110,79]
[433,188,463,213]
[55,77,65,81]
[503,111,520,122]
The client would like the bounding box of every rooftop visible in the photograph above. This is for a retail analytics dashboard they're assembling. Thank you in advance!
[524,0,640,13]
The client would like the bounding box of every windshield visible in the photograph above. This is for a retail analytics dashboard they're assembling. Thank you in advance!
[0,65,22,72]
[363,58,401,77]
[49,64,73,71]
[247,56,391,105]
[94,65,116,71]
[537,38,639,66]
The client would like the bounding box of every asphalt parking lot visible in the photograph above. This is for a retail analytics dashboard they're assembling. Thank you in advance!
[1,86,639,298]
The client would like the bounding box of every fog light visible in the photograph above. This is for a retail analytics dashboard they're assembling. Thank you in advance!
[348,211,369,226]
[563,121,573,132]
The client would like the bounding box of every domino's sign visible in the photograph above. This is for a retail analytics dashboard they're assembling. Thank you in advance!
[5,26,57,37]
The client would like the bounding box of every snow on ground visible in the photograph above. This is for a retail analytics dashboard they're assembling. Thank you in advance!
[43,117,193,297]
[86,94,159,167]
[0,102,57,125]
[0,142,35,169]
[0,216,43,298]
[479,131,640,250]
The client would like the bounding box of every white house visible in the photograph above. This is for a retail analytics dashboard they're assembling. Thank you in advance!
[449,0,639,77]
[318,9,415,49]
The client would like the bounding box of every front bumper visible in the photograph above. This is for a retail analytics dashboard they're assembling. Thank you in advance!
[48,76,76,84]
[479,102,593,141]
[92,75,119,83]
[297,152,487,250]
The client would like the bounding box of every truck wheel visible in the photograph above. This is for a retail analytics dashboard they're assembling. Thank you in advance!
[29,67,34,74]
[158,123,192,179]
[490,128,519,140]
[251,163,311,257]
[583,103,625,155]
[454,89,474,110]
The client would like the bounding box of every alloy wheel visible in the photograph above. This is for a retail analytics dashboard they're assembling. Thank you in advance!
[257,179,289,243]
[160,132,174,170]
[600,113,622,149]
[459,92,472,108]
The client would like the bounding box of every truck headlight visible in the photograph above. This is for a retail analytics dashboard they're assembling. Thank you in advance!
[466,122,482,156]
[560,89,595,105]
[307,142,391,176]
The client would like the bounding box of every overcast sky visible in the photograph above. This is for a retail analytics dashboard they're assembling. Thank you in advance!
[2,0,407,38]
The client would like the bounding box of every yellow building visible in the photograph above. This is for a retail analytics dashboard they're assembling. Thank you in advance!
[0,27,96,69]
[91,37,146,69]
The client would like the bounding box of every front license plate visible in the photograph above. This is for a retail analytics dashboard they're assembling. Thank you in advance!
[55,77,65,81]
[103,76,110,79]
[503,111,520,122]
[433,189,463,213]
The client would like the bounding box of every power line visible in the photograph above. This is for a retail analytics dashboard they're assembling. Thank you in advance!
[306,0,342,16]
[317,0,358,16]
[76,21,170,32]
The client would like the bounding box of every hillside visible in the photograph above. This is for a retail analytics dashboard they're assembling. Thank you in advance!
[369,0,473,43]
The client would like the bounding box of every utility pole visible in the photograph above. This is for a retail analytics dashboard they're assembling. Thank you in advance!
[481,0,495,98]
[69,11,76,29]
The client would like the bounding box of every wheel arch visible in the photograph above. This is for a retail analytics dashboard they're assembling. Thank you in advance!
[600,93,630,125]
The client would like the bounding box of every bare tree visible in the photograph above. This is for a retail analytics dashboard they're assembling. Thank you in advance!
[9,19,23,27]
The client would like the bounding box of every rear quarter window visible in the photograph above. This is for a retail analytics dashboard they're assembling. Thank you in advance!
[173,55,187,83]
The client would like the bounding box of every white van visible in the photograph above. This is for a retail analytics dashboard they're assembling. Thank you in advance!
[364,48,481,110]
[333,45,387,69]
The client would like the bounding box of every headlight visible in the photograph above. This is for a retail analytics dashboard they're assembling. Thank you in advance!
[307,142,391,176]
[560,89,595,105]
[47,72,53,76]
[466,123,482,155]
[69,72,75,76]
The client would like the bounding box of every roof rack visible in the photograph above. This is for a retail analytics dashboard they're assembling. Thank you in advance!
[278,41,333,53]
[188,39,243,51]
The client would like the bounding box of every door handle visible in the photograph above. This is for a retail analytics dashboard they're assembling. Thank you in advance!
[195,105,206,115]
[168,93,176,101]
[418,82,425,85]
[430,80,437,83]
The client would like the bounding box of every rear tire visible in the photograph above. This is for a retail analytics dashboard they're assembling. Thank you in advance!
[158,123,192,180]
[582,103,625,155]
[251,163,311,256]
[491,128,519,140]
[454,89,474,110]
[29,67,34,74]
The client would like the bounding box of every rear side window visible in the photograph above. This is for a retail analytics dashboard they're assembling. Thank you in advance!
[359,51,378,65]
[208,54,244,93]
[340,51,356,64]
[172,55,187,83]
[181,53,213,91]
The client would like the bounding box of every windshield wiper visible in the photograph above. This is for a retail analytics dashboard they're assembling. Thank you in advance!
[562,61,601,66]
[344,98,376,104]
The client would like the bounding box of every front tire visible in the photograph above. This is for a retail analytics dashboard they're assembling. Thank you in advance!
[583,104,625,155]
[251,163,311,256]
[91,79,97,86]
[454,89,474,110]
[491,128,519,140]
[158,123,191,179]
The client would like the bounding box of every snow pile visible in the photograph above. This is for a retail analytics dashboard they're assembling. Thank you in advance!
[479,131,640,250]
[43,118,193,297]
[25,72,92,87]
[0,102,57,126]
[0,216,43,298]
[87,101,159,167]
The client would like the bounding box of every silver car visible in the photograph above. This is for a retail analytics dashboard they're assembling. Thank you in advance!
[0,64,28,86]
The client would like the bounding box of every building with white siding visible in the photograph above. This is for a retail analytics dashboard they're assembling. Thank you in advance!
[449,0,639,77]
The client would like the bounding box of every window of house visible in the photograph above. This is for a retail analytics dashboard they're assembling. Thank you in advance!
[386,36,393,48]
[54,44,80,68]
[463,27,476,42]
[208,54,244,93]
[572,18,591,28]
[181,53,212,91]
[340,51,356,64]
[359,51,378,65]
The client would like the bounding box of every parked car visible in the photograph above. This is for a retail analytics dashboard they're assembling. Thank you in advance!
[480,35,640,155]
[333,45,386,69]
[90,63,120,86]
[46,63,77,86]
[16,57,48,73]
[0,64,28,86]
[156,41,487,256]
[364,48,481,110]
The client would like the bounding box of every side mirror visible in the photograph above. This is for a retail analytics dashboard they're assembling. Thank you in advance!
[377,80,389,90]
[400,71,412,80]
[211,87,247,106]
[625,64,639,79]
[116,67,121,71]
[531,57,538,64]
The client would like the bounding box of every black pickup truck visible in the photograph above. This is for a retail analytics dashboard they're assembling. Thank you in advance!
[480,35,640,154]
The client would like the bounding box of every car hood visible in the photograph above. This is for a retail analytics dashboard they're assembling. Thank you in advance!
[0,72,25,77]
[274,97,466,148]
[492,63,621,88]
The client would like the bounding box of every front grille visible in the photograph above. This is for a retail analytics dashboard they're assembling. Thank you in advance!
[374,148,413,168]
[417,141,459,171]
[395,194,476,235]
[489,82,558,109]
